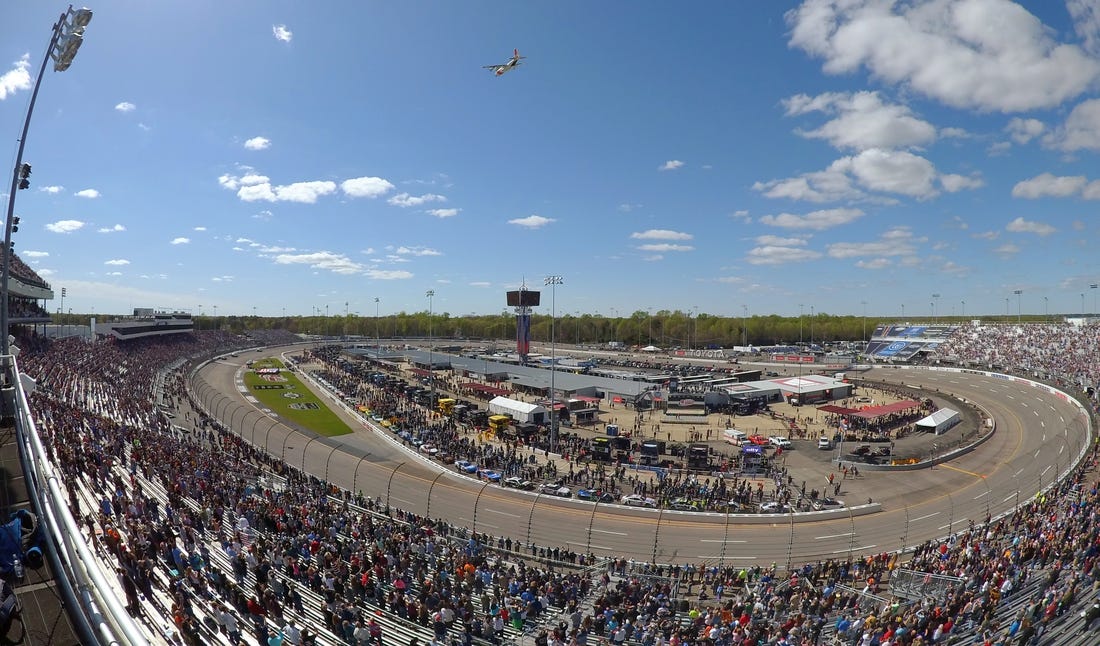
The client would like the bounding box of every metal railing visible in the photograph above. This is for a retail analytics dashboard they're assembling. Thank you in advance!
[3,354,148,645]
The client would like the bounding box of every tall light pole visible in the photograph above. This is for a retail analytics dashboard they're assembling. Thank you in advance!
[810,305,815,347]
[1004,297,1009,318]
[901,303,905,320]
[961,300,965,318]
[1043,296,1048,320]
[374,297,380,354]
[647,307,653,345]
[860,301,867,343]
[1092,283,1098,316]
[1014,289,1022,323]
[1082,293,1086,317]
[545,275,563,452]
[2,6,93,355]
[692,305,699,349]
[575,310,581,347]
[741,304,748,348]
[932,293,940,321]
[426,290,435,403]
[799,304,804,346]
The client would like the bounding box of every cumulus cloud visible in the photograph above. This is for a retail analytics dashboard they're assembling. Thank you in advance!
[219,171,338,204]
[783,91,937,151]
[940,173,985,192]
[759,207,864,230]
[659,160,684,171]
[114,101,136,112]
[993,243,1021,256]
[97,224,126,233]
[170,237,190,245]
[630,229,693,240]
[746,245,822,265]
[45,219,84,233]
[426,208,460,218]
[193,226,206,232]
[755,148,975,202]
[394,246,442,256]
[827,227,925,264]
[341,176,395,198]
[22,251,48,258]
[387,192,445,207]
[0,55,31,101]
[636,243,694,252]
[74,188,100,199]
[243,136,270,151]
[786,0,1100,112]
[1006,117,1045,144]
[39,186,63,194]
[508,215,556,229]
[273,24,293,42]
[104,259,130,266]
[1068,0,1100,56]
[1005,217,1056,235]
[274,251,364,275]
[365,269,414,280]
[1011,173,1087,199]
[1043,99,1100,151]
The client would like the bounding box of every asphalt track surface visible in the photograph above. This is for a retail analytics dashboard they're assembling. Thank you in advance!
[191,348,1090,569]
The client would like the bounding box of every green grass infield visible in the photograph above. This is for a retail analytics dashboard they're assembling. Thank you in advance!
[243,357,353,436]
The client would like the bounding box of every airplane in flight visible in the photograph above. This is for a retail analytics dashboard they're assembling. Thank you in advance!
[483,49,525,76]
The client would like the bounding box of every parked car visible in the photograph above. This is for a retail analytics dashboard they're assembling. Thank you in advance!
[749,435,770,446]
[769,436,792,449]
[539,483,572,497]
[621,494,658,508]
[454,460,478,474]
[576,489,616,503]
[817,437,832,450]
[478,469,502,483]
[811,497,845,511]
[503,476,534,490]
[759,501,792,513]
[669,498,703,511]
[418,443,439,456]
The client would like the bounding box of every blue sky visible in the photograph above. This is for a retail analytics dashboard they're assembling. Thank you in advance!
[3,1,1100,320]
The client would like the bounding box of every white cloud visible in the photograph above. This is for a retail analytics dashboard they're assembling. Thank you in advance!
[854,258,890,269]
[170,237,190,245]
[387,192,445,207]
[630,229,693,241]
[759,207,864,230]
[74,188,100,199]
[783,91,937,151]
[755,234,809,247]
[846,149,937,197]
[104,259,130,266]
[45,219,84,233]
[1082,180,1100,200]
[217,174,239,190]
[786,0,1100,112]
[827,227,924,260]
[1068,0,1100,56]
[659,160,684,171]
[273,24,293,43]
[243,136,271,151]
[193,226,206,232]
[618,203,643,212]
[1011,173,1087,198]
[114,101,136,113]
[1005,217,1056,235]
[469,281,491,287]
[365,269,414,280]
[1006,117,1045,144]
[636,243,694,252]
[426,208,460,218]
[745,245,822,265]
[105,271,122,277]
[39,185,63,194]
[97,224,126,233]
[253,209,273,220]
[0,55,31,101]
[237,179,336,203]
[275,251,364,275]
[753,158,864,202]
[341,176,395,198]
[508,215,556,229]
[256,245,295,254]
[993,243,1020,256]
[394,246,442,257]
[211,275,234,282]
[1043,99,1100,151]
[22,251,48,258]
[940,173,984,192]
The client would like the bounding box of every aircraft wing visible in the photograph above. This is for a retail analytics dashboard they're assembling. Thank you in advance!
[482,64,504,69]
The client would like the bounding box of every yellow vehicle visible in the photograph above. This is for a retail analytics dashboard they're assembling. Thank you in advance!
[488,415,511,433]
[438,398,456,415]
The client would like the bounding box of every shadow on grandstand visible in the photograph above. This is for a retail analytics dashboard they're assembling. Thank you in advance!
[0,417,79,644]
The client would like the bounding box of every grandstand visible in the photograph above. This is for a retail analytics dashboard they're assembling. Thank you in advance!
[863,323,959,361]
[96,308,194,340]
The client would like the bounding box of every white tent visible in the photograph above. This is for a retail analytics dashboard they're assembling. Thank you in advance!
[915,408,961,435]
[640,345,661,352]
[488,396,547,424]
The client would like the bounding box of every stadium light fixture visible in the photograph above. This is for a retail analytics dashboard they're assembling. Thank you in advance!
[544,275,563,453]
[3,5,93,355]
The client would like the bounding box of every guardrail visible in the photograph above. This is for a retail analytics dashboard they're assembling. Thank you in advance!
[3,354,149,645]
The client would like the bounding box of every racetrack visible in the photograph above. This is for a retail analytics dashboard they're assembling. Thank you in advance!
[191,350,1090,569]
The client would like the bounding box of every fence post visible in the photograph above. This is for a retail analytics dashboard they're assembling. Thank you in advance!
[386,462,406,513]
[426,471,445,519]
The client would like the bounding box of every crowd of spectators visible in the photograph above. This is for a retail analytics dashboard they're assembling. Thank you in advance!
[935,322,1100,409]
[9,327,1100,645]
[3,250,52,290]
